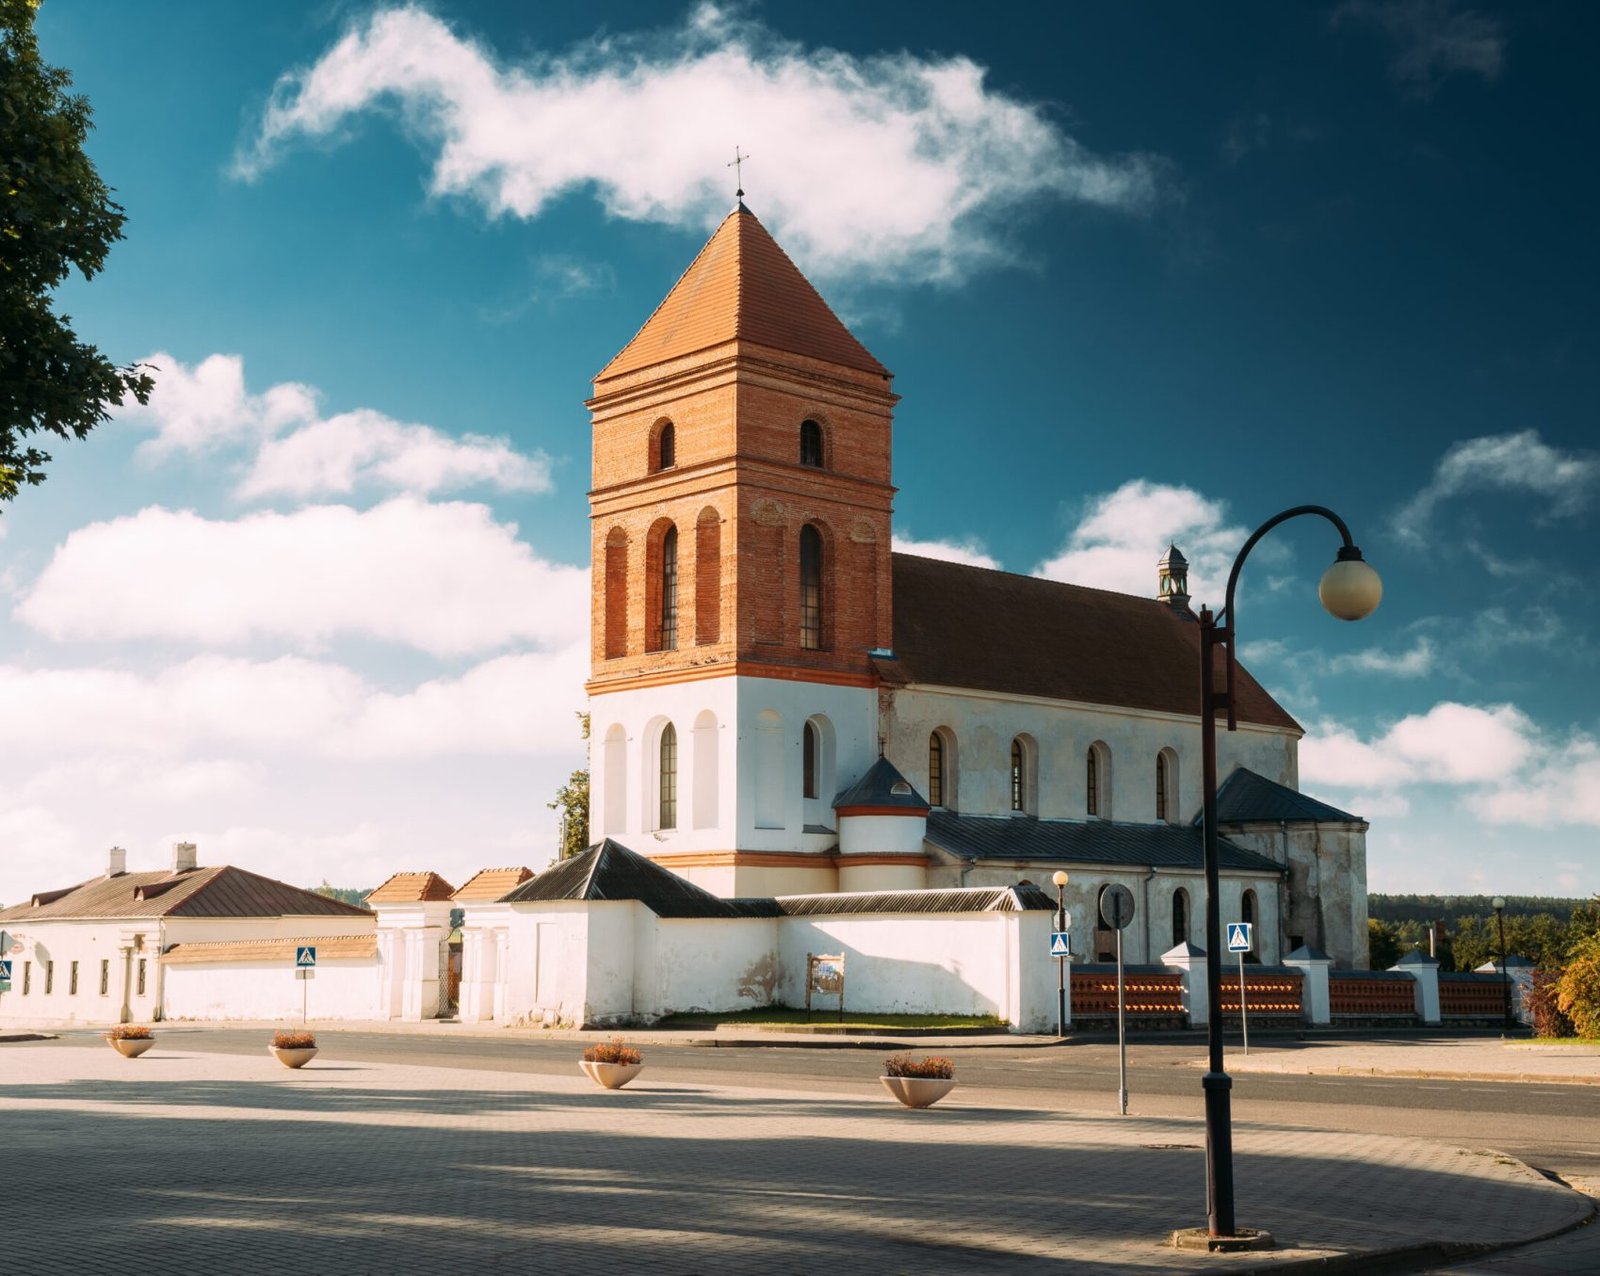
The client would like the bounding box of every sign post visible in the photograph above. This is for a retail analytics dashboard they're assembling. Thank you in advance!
[1227,923,1253,1056]
[0,957,11,996]
[1100,884,1136,1115]
[295,946,317,1024]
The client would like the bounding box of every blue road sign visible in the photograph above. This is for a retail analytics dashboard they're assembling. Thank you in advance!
[0,959,10,980]
[1227,923,1252,953]
[295,946,317,968]
[1049,932,1071,958]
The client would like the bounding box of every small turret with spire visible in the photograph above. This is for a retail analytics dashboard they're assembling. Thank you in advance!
[1158,544,1190,611]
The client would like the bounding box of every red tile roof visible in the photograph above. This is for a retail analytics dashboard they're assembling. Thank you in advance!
[596,204,889,381]
[451,867,534,901]
[0,865,373,922]
[889,554,1300,732]
[161,933,377,965]
[366,871,456,904]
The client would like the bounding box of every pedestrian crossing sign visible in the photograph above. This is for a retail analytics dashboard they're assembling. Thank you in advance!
[1049,932,1071,958]
[1227,923,1252,953]
[296,946,317,968]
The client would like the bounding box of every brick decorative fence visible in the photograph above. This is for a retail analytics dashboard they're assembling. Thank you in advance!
[1329,970,1417,1018]
[1215,967,1303,1017]
[1071,965,1185,1016]
[1439,972,1510,1019]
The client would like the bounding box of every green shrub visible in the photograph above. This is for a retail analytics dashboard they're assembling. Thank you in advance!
[1526,971,1574,1039]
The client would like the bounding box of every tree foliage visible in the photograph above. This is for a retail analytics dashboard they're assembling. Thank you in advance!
[548,711,590,860]
[1556,933,1600,1040]
[1,0,152,502]
[312,880,372,907]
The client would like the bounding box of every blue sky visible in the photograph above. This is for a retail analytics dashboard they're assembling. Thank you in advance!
[6,0,1595,904]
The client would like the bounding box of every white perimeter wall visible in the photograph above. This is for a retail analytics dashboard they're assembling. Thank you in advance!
[163,959,378,1021]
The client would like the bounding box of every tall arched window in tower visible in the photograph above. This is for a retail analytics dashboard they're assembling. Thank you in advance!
[1010,739,1024,812]
[799,524,823,650]
[1087,742,1112,819]
[695,507,721,645]
[604,526,628,659]
[803,720,819,800]
[655,420,675,470]
[800,419,824,468]
[928,732,946,807]
[659,525,678,651]
[1156,753,1169,822]
[658,722,678,830]
[1157,748,1179,824]
[1172,887,1189,949]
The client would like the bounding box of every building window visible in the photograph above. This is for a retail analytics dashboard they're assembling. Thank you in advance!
[803,720,819,799]
[1087,742,1111,818]
[1156,753,1168,821]
[1242,889,1258,959]
[137,959,147,997]
[659,722,678,830]
[1172,888,1189,949]
[69,961,79,995]
[22,961,31,995]
[928,733,945,807]
[800,419,824,468]
[655,420,676,471]
[1087,748,1099,817]
[799,525,823,650]
[99,960,109,996]
[695,507,721,645]
[659,526,678,651]
[44,961,53,995]
[604,526,629,659]
[1010,739,1025,812]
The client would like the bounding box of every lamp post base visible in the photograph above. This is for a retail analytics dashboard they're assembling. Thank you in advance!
[1171,1227,1275,1253]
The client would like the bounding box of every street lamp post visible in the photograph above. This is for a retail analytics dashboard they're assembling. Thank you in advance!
[1196,506,1382,1240]
[1053,870,1070,1038]
[1492,896,1511,1028]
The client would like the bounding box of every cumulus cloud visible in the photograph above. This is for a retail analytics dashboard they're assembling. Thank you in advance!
[234,3,1161,286]
[1329,637,1436,678]
[125,352,551,499]
[16,498,588,658]
[892,531,1000,570]
[1394,430,1599,546]
[1034,480,1249,603]
[1334,0,1505,98]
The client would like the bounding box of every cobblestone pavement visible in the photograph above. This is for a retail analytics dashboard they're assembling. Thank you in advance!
[2,1044,1590,1275]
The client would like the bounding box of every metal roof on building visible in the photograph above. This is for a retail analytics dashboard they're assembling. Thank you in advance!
[833,755,929,812]
[1211,767,1363,825]
[924,810,1283,874]
[0,865,373,922]
[161,933,377,965]
[774,885,1053,915]
[500,840,783,919]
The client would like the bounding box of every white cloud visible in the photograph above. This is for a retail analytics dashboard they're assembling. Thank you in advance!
[1329,637,1436,678]
[1394,430,1599,546]
[892,531,1000,570]
[127,352,551,499]
[1334,1,1505,98]
[16,498,588,658]
[1467,738,1600,829]
[235,4,1161,286]
[1034,480,1249,603]
[1303,701,1537,789]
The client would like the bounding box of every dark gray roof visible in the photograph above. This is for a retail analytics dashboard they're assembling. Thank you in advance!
[500,840,781,919]
[833,756,928,811]
[924,810,1283,874]
[775,885,1053,915]
[1211,768,1362,825]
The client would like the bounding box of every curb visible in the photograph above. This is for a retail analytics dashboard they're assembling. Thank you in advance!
[1327,1064,1600,1086]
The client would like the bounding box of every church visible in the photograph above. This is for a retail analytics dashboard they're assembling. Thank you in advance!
[578,198,1370,978]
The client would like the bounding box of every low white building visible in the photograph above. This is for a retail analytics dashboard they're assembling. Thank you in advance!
[0,843,374,1027]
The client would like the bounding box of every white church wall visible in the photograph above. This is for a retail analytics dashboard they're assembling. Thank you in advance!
[162,958,378,1022]
[503,902,592,1026]
[582,901,640,1025]
[882,685,1296,825]
[838,813,926,856]
[1224,823,1369,968]
[837,862,927,892]
[634,916,780,1018]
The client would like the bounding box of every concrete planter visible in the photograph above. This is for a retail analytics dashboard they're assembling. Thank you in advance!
[270,1045,319,1069]
[580,1060,643,1090]
[107,1036,155,1059]
[880,1076,956,1109]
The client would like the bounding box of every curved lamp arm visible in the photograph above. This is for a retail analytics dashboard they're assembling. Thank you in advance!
[1218,504,1358,627]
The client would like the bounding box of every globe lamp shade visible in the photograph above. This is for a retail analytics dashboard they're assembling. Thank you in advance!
[1318,555,1383,621]
[1052,870,1070,888]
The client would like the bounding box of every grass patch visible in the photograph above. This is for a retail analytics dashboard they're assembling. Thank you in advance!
[656,1006,1005,1030]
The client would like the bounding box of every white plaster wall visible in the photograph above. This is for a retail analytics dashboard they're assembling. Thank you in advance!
[582,902,639,1025]
[503,902,592,1026]
[162,960,379,1021]
[635,916,780,1018]
[883,685,1297,826]
[838,813,926,855]
[0,919,162,1027]
[837,862,927,893]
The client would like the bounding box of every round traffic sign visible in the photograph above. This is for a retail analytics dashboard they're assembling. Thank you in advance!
[1099,884,1136,930]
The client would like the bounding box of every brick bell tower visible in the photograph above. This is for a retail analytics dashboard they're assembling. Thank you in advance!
[585,201,899,896]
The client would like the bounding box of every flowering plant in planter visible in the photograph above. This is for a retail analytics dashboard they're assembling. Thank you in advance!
[882,1054,954,1079]
[106,1024,154,1041]
[272,1030,317,1050]
[582,1038,642,1065]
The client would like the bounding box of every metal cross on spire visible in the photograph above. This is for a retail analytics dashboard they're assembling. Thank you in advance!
[727,145,750,200]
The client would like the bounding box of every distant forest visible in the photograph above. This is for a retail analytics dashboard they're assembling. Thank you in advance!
[1370,895,1589,925]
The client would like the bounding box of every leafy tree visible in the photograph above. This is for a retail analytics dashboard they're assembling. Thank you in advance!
[1556,933,1600,1040]
[312,880,372,907]
[1,1,152,502]
[1367,918,1401,970]
[548,711,590,860]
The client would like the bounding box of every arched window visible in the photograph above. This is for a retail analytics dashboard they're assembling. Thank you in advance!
[928,732,946,807]
[799,524,823,650]
[658,723,678,830]
[1241,889,1258,959]
[1087,742,1111,819]
[800,419,824,468]
[1156,754,1168,822]
[1172,887,1189,949]
[1010,739,1024,812]
[803,721,819,799]
[695,507,720,645]
[692,710,718,829]
[656,421,675,470]
[659,526,678,651]
[1157,748,1179,824]
[603,526,628,659]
